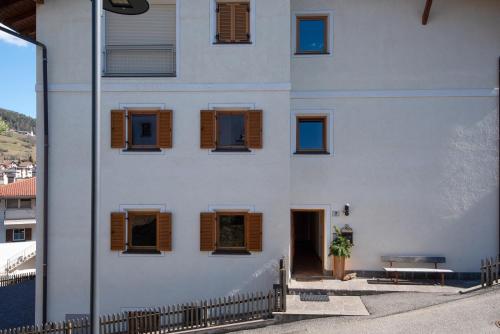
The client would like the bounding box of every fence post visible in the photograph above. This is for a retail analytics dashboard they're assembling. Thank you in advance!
[279,258,287,312]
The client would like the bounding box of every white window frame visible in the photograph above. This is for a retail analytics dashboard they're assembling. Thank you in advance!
[101,0,180,77]
[291,109,334,157]
[13,228,26,241]
[210,0,256,46]
[292,10,334,58]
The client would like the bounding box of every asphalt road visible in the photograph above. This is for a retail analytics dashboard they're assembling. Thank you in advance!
[0,280,35,330]
[238,286,500,334]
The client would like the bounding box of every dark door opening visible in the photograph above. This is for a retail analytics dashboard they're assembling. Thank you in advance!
[291,210,324,278]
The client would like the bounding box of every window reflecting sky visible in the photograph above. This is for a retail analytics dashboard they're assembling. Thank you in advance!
[298,19,325,52]
[299,120,324,150]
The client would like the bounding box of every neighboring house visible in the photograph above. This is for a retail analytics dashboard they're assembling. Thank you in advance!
[1,0,499,323]
[0,161,36,184]
[0,177,36,274]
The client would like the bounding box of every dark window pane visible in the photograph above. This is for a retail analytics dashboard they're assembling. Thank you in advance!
[6,199,18,209]
[219,215,245,248]
[298,119,325,150]
[130,214,157,247]
[13,229,25,241]
[20,199,31,208]
[217,114,246,148]
[298,19,326,53]
[131,114,157,146]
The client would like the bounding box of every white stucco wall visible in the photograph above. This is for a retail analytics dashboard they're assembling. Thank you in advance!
[35,0,93,323]
[98,90,290,314]
[290,0,500,272]
[34,0,499,323]
[291,0,500,90]
[36,0,291,322]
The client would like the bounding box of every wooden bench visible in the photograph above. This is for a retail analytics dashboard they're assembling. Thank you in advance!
[381,256,453,286]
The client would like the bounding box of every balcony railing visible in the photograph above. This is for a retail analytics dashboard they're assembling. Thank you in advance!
[103,44,176,77]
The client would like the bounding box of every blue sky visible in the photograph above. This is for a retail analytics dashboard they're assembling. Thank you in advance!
[0,27,36,118]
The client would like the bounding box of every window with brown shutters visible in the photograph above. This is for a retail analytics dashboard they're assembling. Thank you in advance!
[200,212,216,251]
[200,211,263,254]
[111,110,126,148]
[111,211,173,253]
[110,109,173,151]
[6,229,13,243]
[200,109,263,151]
[110,212,126,251]
[25,228,32,241]
[158,212,172,252]
[216,2,250,44]
[246,213,262,252]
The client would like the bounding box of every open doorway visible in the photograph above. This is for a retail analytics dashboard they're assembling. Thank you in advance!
[291,210,324,278]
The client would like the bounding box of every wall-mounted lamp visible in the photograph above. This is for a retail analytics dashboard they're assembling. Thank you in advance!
[344,203,350,216]
[104,0,150,15]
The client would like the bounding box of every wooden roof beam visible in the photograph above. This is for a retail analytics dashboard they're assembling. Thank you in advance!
[422,0,433,25]
[2,9,34,26]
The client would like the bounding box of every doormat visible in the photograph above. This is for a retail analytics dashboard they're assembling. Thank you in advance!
[299,294,330,302]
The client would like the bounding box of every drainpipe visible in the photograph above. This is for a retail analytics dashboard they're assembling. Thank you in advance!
[90,0,102,333]
[0,26,49,323]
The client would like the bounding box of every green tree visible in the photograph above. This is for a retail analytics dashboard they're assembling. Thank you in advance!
[0,118,9,135]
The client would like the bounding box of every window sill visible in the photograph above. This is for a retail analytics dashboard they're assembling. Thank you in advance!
[211,148,251,153]
[294,52,330,55]
[294,151,330,155]
[213,42,252,45]
[103,74,176,78]
[211,249,251,255]
[123,249,161,255]
[123,148,162,153]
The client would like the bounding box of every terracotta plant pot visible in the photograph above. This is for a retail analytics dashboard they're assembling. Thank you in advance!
[333,256,346,280]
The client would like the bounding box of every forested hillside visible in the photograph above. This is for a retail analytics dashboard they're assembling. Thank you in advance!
[0,108,36,134]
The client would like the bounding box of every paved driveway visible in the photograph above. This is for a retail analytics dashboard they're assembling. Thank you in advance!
[0,280,35,330]
[238,286,500,334]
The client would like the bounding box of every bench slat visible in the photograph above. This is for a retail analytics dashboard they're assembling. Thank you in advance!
[381,256,446,264]
[384,268,453,273]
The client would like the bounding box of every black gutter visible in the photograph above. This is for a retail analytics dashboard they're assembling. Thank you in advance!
[0,26,49,323]
[90,0,98,332]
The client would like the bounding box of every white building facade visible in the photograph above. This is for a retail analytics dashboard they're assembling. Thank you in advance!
[32,0,499,322]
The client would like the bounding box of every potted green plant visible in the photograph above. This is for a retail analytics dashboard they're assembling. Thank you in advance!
[329,227,353,280]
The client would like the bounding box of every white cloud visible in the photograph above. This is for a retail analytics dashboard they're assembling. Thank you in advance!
[0,24,29,47]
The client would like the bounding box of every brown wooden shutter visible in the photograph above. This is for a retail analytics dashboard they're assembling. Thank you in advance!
[111,110,126,149]
[158,212,172,252]
[200,212,216,251]
[217,2,250,43]
[110,212,126,251]
[25,228,32,241]
[246,213,262,252]
[6,229,13,242]
[247,110,263,149]
[200,110,216,149]
[158,110,173,149]
[233,3,250,42]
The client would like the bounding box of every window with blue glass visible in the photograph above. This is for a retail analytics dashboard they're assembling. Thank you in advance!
[296,16,328,54]
[296,116,328,153]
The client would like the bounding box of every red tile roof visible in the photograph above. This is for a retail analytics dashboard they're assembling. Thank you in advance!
[0,177,36,198]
